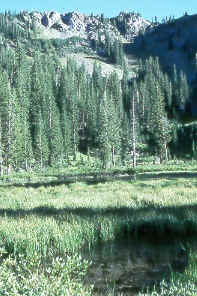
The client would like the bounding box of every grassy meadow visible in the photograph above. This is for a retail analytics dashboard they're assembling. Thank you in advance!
[0,160,197,295]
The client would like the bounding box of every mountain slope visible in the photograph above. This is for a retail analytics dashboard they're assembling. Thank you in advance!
[1,11,150,77]
[0,10,197,117]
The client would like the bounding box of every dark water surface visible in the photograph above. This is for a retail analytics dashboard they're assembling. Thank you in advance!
[82,237,194,294]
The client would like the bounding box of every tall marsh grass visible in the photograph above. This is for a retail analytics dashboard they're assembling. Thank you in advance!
[0,164,196,295]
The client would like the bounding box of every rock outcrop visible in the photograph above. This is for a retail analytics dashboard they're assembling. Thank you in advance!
[17,11,151,42]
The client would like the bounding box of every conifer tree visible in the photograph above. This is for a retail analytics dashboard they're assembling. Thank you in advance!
[0,69,16,174]
[120,111,131,164]
[41,57,64,166]
[33,109,49,169]
[179,70,190,112]
[148,82,172,162]
[106,74,122,165]
[120,66,132,163]
[65,59,80,160]
[96,76,122,168]
[96,89,111,169]
[172,64,179,116]
[130,80,139,168]
[104,31,111,58]
[13,47,33,170]
[85,79,98,150]
[30,55,49,168]
[58,68,73,162]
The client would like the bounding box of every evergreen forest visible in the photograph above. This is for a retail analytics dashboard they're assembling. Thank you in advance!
[0,11,196,174]
[0,10,197,296]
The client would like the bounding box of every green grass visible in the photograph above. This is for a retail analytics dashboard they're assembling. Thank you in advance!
[139,254,197,296]
[0,163,197,295]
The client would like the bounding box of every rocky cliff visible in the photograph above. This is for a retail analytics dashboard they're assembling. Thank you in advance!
[19,10,151,42]
[2,10,197,86]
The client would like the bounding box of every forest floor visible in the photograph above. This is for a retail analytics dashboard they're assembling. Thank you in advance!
[0,161,196,295]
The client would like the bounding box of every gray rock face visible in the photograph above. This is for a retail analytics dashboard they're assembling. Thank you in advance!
[30,11,42,21]
[41,14,49,26]
[114,12,151,41]
[41,11,61,27]
[21,11,151,42]
[66,12,86,31]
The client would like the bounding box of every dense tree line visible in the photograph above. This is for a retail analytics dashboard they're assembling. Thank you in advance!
[91,31,125,66]
[0,12,196,174]
[0,43,196,174]
[0,11,31,41]
[0,46,125,173]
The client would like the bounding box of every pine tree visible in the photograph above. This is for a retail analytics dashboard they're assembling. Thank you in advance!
[30,55,49,168]
[41,56,64,166]
[120,111,131,164]
[179,71,189,112]
[96,89,111,169]
[130,80,138,168]
[13,47,34,170]
[148,82,172,162]
[120,66,132,164]
[65,59,80,161]
[32,109,49,169]
[137,56,174,161]
[104,31,111,58]
[96,76,122,168]
[106,74,122,165]
[0,69,16,174]
[58,68,73,162]
[85,79,98,151]
[172,64,180,116]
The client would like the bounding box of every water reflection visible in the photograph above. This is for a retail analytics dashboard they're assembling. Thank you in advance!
[83,238,189,293]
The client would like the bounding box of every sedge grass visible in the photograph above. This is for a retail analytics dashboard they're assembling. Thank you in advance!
[0,164,196,294]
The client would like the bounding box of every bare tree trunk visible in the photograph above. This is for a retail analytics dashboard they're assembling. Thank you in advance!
[25,158,28,171]
[111,145,115,167]
[73,128,77,161]
[7,164,11,175]
[72,110,77,161]
[164,143,168,161]
[0,162,2,176]
[0,145,3,176]
[7,105,12,175]
[39,133,43,169]
[131,93,137,169]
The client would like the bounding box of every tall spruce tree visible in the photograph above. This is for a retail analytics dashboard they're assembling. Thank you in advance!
[130,80,139,168]
[13,47,33,170]
[0,69,16,174]
[58,68,73,162]
[97,89,111,169]
[66,59,80,161]
[30,55,49,168]
[41,56,64,166]
[120,67,131,163]
[106,74,122,165]
[149,82,172,162]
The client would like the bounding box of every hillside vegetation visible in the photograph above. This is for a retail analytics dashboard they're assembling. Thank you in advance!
[0,9,197,295]
[0,10,196,173]
[0,162,196,295]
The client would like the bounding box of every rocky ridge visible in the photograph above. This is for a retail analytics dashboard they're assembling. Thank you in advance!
[19,11,151,42]
[4,10,197,87]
